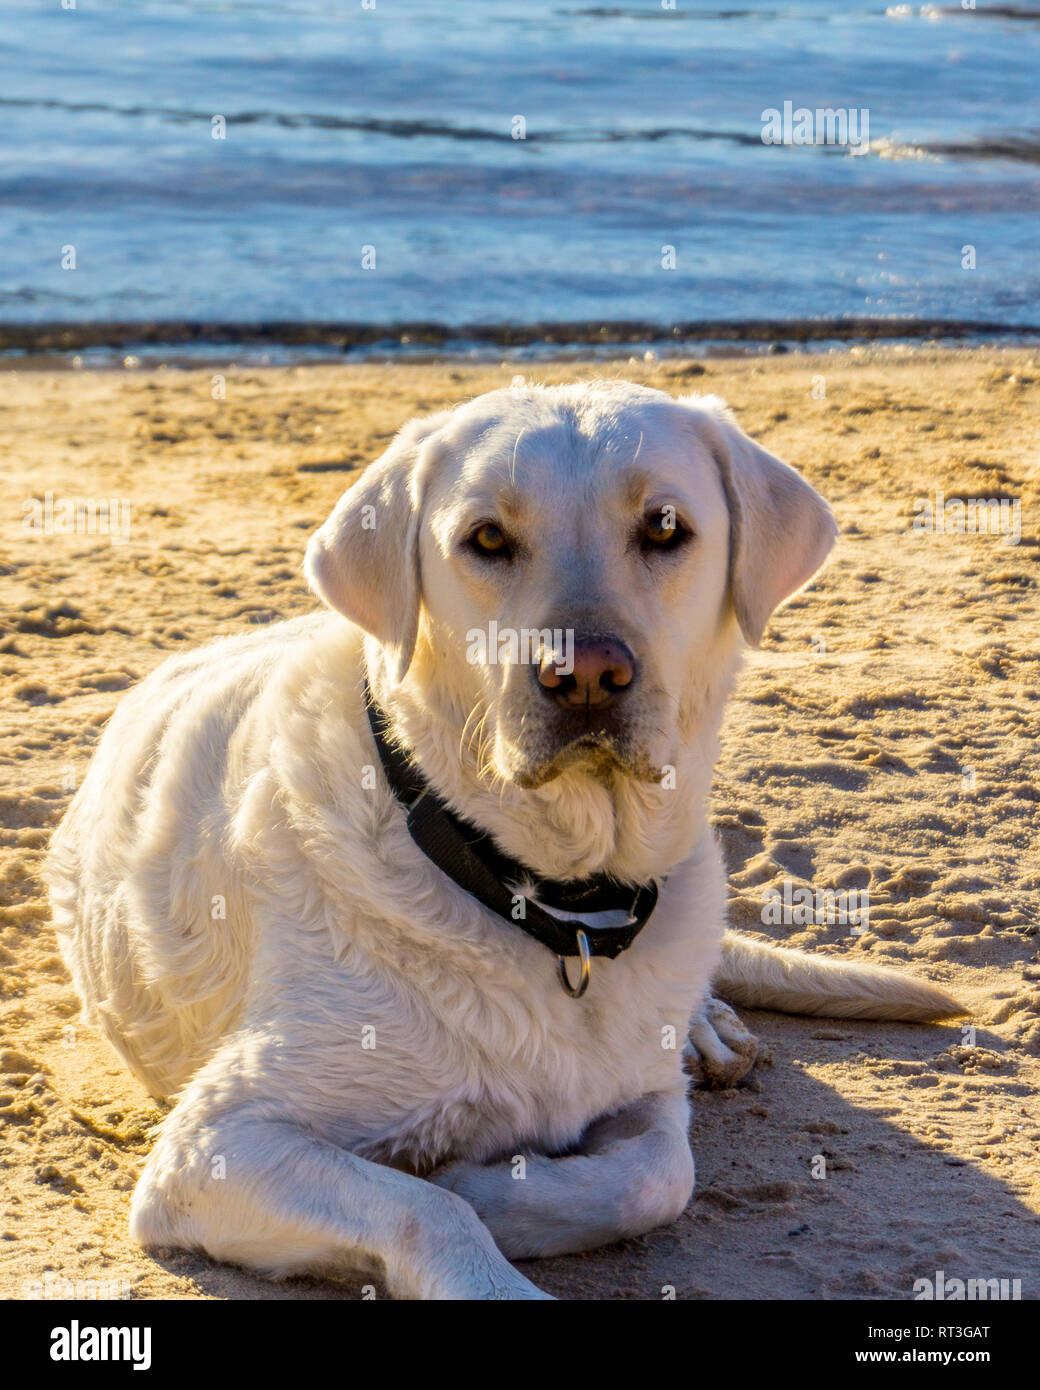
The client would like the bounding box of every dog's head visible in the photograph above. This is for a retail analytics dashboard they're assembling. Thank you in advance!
[306,381,836,790]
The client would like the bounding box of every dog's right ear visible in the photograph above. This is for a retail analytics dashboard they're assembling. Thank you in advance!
[304,413,448,683]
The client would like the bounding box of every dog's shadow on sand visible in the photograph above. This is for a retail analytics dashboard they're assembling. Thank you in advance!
[143,1012,1038,1301]
[533,1013,1038,1300]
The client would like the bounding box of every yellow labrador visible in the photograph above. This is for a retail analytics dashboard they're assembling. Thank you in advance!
[48,381,962,1300]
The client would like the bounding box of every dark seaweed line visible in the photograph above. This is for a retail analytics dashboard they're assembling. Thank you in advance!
[565,3,1040,16]
[3,318,1040,354]
[0,98,765,146]
[3,98,1039,160]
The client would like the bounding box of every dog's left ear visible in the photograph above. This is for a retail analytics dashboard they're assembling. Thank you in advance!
[304,412,449,682]
[684,396,838,646]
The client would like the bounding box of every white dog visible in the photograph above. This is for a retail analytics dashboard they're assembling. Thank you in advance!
[48,381,962,1300]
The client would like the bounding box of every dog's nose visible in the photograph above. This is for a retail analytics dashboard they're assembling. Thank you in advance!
[537,638,636,710]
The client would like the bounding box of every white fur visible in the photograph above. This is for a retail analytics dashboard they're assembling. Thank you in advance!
[47,381,961,1300]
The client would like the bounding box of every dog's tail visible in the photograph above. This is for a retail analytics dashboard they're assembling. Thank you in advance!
[716,931,967,1022]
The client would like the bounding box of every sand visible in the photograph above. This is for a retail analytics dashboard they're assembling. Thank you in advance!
[1,346,1038,1301]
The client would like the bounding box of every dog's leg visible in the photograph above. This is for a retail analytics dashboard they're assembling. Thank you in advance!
[130,1104,550,1300]
[683,993,760,1088]
[428,1089,694,1259]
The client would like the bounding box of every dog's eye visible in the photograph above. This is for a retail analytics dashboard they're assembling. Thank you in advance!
[642,509,688,551]
[469,522,511,558]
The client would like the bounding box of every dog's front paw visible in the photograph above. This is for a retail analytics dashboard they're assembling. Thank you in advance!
[684,994,760,1088]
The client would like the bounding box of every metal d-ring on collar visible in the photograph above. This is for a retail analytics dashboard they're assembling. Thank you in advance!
[558,928,592,998]
[364,684,660,998]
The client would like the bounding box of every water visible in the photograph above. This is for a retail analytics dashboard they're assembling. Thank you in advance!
[2,0,1039,349]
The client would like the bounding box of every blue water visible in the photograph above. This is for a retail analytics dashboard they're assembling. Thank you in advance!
[2,0,1039,340]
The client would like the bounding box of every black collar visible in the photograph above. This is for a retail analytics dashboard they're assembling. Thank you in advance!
[364,686,659,978]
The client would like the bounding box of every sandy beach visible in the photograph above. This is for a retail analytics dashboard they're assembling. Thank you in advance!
[1,345,1038,1301]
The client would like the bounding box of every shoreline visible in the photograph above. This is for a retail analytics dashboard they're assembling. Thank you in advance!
[1,318,1039,372]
